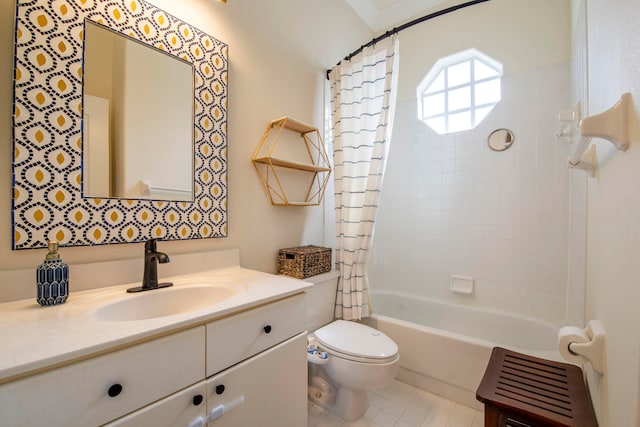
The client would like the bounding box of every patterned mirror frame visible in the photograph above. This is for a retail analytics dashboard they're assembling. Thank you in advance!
[12,0,228,249]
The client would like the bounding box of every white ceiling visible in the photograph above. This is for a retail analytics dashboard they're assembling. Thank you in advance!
[345,0,451,33]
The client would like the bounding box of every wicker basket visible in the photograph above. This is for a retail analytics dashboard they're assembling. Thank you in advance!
[278,245,332,279]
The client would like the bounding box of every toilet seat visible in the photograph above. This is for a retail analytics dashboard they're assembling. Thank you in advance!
[313,320,398,364]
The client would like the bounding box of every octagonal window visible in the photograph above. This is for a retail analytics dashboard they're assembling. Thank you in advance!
[417,49,502,134]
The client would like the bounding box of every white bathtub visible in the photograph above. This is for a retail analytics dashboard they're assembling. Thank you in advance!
[361,290,561,409]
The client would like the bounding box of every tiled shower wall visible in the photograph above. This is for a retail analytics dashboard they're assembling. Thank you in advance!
[370,61,572,324]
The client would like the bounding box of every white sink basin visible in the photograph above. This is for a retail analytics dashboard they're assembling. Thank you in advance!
[93,281,246,321]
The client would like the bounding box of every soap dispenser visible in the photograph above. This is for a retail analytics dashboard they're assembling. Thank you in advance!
[36,241,69,306]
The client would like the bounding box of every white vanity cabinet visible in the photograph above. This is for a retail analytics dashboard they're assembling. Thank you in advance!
[0,292,308,427]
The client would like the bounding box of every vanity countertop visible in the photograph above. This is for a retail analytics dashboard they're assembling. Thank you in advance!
[0,266,311,383]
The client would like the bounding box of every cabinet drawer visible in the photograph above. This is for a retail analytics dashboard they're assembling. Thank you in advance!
[105,381,207,427]
[206,293,306,376]
[0,327,205,427]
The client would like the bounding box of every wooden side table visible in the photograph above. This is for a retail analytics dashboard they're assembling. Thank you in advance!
[476,347,597,427]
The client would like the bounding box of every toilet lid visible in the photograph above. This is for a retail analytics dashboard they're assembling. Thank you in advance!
[314,320,398,361]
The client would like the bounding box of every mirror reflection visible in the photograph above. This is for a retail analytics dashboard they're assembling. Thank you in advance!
[83,20,194,201]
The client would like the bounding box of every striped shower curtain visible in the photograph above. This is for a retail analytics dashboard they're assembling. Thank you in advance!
[329,35,399,320]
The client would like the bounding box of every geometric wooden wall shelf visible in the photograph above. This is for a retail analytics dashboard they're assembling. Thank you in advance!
[252,117,332,206]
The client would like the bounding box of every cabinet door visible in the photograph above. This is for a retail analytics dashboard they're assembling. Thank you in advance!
[105,382,207,427]
[206,333,307,427]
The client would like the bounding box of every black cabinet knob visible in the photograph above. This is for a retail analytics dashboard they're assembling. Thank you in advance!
[215,384,225,395]
[263,325,272,334]
[192,394,204,406]
[107,383,123,397]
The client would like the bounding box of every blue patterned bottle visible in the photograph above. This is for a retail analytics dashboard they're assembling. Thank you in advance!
[36,241,69,306]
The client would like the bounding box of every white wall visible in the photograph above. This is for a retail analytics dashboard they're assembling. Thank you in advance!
[576,0,640,424]
[0,0,371,302]
[370,0,574,323]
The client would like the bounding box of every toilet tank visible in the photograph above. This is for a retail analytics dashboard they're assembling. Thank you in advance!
[304,270,340,332]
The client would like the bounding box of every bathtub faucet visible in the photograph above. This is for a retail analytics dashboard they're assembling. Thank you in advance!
[127,238,173,293]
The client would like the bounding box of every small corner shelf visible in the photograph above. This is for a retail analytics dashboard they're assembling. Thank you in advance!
[252,117,332,206]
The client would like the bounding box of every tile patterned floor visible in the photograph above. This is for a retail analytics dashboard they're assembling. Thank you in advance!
[308,380,484,427]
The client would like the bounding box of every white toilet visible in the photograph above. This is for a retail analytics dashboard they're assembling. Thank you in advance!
[305,272,400,421]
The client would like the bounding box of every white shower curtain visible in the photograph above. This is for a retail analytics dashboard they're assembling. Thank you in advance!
[329,35,399,321]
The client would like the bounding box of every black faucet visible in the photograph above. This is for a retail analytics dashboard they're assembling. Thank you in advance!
[127,239,173,293]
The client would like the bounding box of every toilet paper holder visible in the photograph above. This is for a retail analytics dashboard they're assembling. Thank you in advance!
[560,320,606,375]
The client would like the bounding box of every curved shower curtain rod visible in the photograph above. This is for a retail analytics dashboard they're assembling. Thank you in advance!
[326,0,491,80]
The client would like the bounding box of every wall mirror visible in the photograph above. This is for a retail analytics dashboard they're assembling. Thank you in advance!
[12,0,228,249]
[487,128,515,152]
[83,20,194,201]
